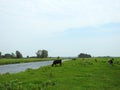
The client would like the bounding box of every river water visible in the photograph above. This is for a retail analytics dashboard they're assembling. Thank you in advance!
[0,60,68,74]
[0,61,53,74]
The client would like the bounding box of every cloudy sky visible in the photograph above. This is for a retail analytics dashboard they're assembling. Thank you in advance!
[0,0,120,57]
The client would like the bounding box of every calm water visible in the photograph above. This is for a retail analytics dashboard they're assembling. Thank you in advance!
[0,60,68,74]
[0,61,53,74]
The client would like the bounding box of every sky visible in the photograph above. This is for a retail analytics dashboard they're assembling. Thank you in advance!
[0,0,120,57]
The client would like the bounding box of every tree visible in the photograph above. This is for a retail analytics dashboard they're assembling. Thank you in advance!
[11,53,16,58]
[4,53,12,58]
[36,50,42,58]
[0,52,2,58]
[26,56,29,58]
[41,50,48,58]
[36,50,48,58]
[78,53,91,58]
[16,51,23,58]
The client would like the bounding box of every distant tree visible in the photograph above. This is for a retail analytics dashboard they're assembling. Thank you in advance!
[11,53,16,58]
[41,50,48,58]
[78,53,91,58]
[0,52,2,58]
[16,51,23,58]
[4,53,12,58]
[27,56,29,58]
[36,50,42,58]
[36,50,48,58]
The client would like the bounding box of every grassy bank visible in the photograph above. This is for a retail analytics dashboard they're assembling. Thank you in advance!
[0,58,120,90]
[0,58,54,65]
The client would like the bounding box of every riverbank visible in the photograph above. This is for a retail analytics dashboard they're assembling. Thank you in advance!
[0,58,120,90]
[0,58,55,65]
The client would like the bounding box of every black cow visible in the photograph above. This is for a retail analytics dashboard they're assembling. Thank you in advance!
[72,58,76,60]
[108,58,114,65]
[52,59,62,67]
[95,59,97,62]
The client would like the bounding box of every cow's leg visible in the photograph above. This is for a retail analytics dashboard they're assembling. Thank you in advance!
[52,64,54,67]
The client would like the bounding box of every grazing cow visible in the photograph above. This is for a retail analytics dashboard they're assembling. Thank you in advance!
[72,58,76,60]
[52,59,62,67]
[95,59,97,62]
[108,58,114,65]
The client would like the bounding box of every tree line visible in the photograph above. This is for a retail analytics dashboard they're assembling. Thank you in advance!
[0,50,48,59]
[78,53,91,58]
[0,50,92,59]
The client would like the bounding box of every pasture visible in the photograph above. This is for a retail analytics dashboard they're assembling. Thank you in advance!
[0,58,120,90]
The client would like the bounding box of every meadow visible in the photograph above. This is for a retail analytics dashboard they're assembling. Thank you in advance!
[0,58,54,65]
[0,58,120,90]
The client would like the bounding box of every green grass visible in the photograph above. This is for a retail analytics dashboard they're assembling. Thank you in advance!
[0,58,120,90]
[0,58,54,65]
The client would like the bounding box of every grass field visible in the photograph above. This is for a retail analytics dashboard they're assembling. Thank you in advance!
[0,58,54,65]
[0,58,120,90]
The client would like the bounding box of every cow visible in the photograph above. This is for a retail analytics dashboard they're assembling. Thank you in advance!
[72,58,76,60]
[108,58,114,65]
[95,59,97,62]
[52,59,62,67]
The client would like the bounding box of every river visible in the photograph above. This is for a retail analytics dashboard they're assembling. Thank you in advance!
[0,60,68,74]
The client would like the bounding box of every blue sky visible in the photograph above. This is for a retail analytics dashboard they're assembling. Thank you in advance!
[0,0,120,57]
